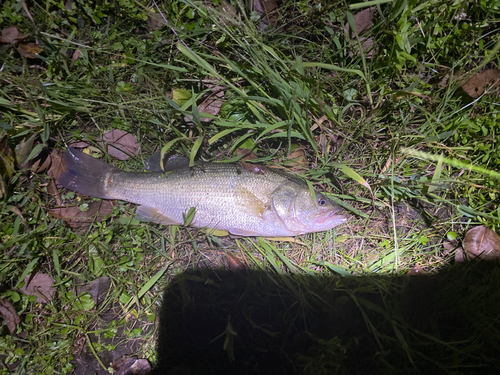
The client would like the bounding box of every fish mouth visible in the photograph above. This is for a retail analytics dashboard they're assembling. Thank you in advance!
[315,210,348,227]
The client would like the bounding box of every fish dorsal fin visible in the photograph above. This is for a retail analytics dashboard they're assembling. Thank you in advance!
[145,153,190,172]
[234,185,268,219]
[135,206,179,225]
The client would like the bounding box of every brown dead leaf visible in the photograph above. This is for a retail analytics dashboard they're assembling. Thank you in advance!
[463,225,500,261]
[19,273,55,303]
[345,7,376,38]
[253,0,279,30]
[408,263,425,275]
[461,69,500,98]
[113,356,151,375]
[47,150,66,181]
[76,276,111,308]
[70,48,81,68]
[47,178,62,206]
[287,148,308,171]
[236,148,267,175]
[1,27,21,44]
[184,85,225,124]
[50,200,114,229]
[198,87,224,121]
[226,253,246,273]
[102,129,139,161]
[0,298,20,334]
[146,10,164,31]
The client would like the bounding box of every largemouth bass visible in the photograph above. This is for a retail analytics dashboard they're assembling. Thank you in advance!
[58,148,347,236]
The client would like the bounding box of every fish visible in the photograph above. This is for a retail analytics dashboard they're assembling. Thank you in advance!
[57,148,347,237]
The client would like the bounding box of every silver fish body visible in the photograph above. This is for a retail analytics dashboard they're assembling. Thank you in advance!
[58,148,347,236]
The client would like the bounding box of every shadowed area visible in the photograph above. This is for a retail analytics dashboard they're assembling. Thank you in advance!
[153,262,500,375]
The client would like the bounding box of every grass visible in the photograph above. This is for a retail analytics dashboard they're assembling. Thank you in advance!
[1,0,500,373]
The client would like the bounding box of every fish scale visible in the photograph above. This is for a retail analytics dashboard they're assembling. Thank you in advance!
[58,148,347,236]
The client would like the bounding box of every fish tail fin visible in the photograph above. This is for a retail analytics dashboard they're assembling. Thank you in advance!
[58,148,118,199]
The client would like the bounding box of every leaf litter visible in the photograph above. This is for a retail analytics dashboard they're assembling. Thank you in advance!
[0,298,20,334]
[19,273,55,303]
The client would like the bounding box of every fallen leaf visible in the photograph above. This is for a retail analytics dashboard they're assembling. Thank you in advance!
[287,148,308,171]
[184,85,225,124]
[112,356,151,375]
[0,298,20,334]
[461,68,500,98]
[454,247,466,262]
[146,10,164,31]
[345,7,376,38]
[198,86,224,121]
[70,48,81,68]
[19,273,55,303]
[76,277,111,308]
[463,225,500,261]
[1,27,20,44]
[15,133,38,168]
[47,178,62,206]
[236,148,266,175]
[253,0,279,30]
[47,150,66,181]
[408,263,425,275]
[50,200,114,230]
[226,253,246,273]
[102,129,139,161]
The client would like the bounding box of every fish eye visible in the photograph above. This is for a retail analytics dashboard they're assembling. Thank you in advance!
[318,198,326,206]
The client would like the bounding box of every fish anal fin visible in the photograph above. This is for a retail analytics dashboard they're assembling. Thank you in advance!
[234,185,268,219]
[136,206,179,225]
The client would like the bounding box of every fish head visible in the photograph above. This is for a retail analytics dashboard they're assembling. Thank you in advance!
[272,184,347,234]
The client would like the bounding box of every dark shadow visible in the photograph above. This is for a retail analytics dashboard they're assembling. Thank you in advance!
[152,261,500,375]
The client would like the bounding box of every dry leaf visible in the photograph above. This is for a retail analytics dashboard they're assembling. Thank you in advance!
[0,298,20,334]
[47,178,63,206]
[461,69,500,98]
[345,7,376,38]
[226,253,246,273]
[236,148,267,175]
[70,48,81,68]
[184,85,225,124]
[146,10,164,31]
[113,356,151,375]
[253,0,279,30]
[76,277,111,308]
[463,225,500,261]
[287,148,308,171]
[50,200,114,229]
[47,150,66,181]
[102,129,139,161]
[1,27,20,44]
[408,263,425,275]
[19,273,55,303]
[65,0,73,11]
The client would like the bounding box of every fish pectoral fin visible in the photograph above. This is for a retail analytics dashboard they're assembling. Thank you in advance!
[234,185,268,219]
[135,206,178,225]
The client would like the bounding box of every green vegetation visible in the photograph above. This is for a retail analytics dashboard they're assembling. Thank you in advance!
[1,0,499,373]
